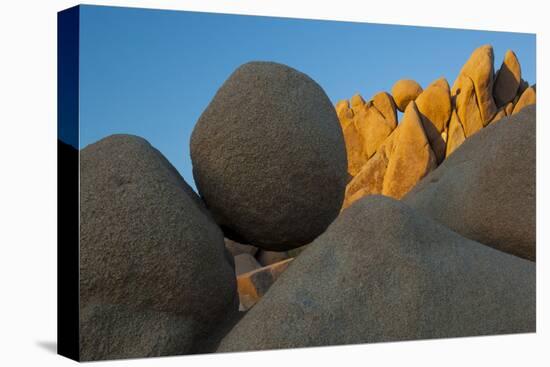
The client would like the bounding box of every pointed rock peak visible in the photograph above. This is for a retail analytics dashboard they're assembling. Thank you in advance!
[382,101,437,199]
[372,91,398,129]
[428,77,450,92]
[456,44,497,124]
[399,101,429,142]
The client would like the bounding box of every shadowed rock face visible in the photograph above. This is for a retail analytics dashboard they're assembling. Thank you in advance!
[217,196,535,352]
[494,50,522,107]
[404,105,536,261]
[80,134,238,360]
[191,61,348,251]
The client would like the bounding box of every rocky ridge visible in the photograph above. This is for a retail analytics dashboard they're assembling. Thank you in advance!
[338,45,536,208]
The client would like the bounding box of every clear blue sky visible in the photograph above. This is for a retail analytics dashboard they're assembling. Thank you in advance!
[78,5,536,192]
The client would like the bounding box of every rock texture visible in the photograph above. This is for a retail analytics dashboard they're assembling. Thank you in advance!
[80,304,198,360]
[355,102,394,158]
[340,114,368,176]
[489,107,507,124]
[382,102,437,199]
[512,86,536,115]
[80,135,238,360]
[372,92,398,129]
[405,106,536,261]
[336,100,367,176]
[337,45,534,208]
[453,75,485,137]
[494,50,521,107]
[415,78,452,163]
[217,196,535,352]
[342,102,437,208]
[445,109,466,156]
[237,259,294,311]
[391,79,423,112]
[454,45,497,124]
[191,62,348,251]
[342,131,396,208]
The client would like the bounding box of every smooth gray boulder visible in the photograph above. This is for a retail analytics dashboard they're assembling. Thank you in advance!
[190,62,348,251]
[404,105,535,261]
[217,196,535,352]
[80,134,238,361]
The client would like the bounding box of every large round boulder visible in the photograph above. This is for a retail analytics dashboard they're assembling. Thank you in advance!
[404,105,536,261]
[80,134,238,360]
[217,196,535,352]
[190,62,348,251]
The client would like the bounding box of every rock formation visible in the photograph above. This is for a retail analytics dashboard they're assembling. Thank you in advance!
[405,106,536,261]
[512,86,536,114]
[383,102,437,198]
[391,79,423,112]
[76,48,535,360]
[452,74,485,137]
[354,101,394,158]
[237,258,294,311]
[415,77,452,163]
[494,50,522,107]
[191,61,348,251]
[454,45,497,124]
[79,135,238,360]
[445,109,466,156]
[217,196,535,352]
[337,45,535,206]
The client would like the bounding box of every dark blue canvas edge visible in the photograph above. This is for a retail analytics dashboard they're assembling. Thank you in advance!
[57,5,80,362]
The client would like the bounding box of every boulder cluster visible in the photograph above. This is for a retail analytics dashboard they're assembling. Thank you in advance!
[337,45,536,208]
[78,51,535,361]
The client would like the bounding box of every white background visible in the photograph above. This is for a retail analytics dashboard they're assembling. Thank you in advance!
[0,0,548,365]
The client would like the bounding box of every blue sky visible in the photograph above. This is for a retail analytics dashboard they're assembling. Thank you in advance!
[78,5,536,191]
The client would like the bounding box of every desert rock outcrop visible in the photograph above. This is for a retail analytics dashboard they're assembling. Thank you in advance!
[338,45,535,207]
